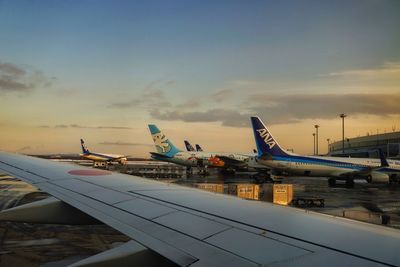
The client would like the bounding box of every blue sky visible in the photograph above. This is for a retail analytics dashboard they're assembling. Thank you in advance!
[0,0,399,156]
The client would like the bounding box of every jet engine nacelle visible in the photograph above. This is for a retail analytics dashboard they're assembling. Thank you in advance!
[366,172,389,183]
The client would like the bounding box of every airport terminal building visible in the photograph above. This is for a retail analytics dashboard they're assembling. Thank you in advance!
[328,131,400,159]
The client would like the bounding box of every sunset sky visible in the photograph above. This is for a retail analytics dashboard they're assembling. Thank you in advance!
[1,0,399,157]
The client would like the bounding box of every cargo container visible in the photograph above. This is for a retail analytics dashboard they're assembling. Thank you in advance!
[228,184,260,200]
[273,184,293,205]
[195,183,225,194]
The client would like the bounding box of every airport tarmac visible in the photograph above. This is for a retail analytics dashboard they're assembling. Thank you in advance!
[176,171,400,228]
[0,162,400,266]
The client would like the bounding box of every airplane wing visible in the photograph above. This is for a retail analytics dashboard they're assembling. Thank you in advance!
[0,151,399,266]
[215,155,248,168]
[149,151,172,159]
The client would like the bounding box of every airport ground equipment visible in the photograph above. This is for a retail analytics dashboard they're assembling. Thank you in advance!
[292,197,325,208]
[1,151,400,266]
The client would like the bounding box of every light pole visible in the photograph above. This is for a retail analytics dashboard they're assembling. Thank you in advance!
[327,138,330,153]
[340,114,347,154]
[314,124,319,155]
[312,133,316,155]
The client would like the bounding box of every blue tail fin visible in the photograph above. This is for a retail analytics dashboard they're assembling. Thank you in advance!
[184,140,195,152]
[250,117,288,157]
[80,139,90,154]
[378,149,389,167]
[148,124,181,157]
[195,144,203,152]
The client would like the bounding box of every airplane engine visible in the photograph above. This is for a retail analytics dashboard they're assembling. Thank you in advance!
[208,156,225,167]
[366,172,389,183]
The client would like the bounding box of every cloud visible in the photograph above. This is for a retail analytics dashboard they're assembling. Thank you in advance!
[144,79,176,91]
[150,93,400,127]
[175,99,201,109]
[249,93,400,120]
[0,61,52,93]
[150,109,251,127]
[40,124,133,130]
[95,126,132,130]
[164,80,176,86]
[0,62,26,76]
[211,89,234,102]
[0,79,29,91]
[109,99,142,108]
[99,141,153,147]
[325,61,400,78]
[55,124,68,128]
[109,88,171,109]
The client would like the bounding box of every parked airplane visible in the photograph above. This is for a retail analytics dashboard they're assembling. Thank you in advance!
[250,116,400,186]
[195,144,203,152]
[184,140,195,152]
[0,151,399,266]
[184,140,204,153]
[148,124,248,171]
[80,139,127,165]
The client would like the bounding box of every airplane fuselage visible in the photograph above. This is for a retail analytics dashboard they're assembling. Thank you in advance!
[258,154,400,182]
[80,153,127,164]
[151,151,250,168]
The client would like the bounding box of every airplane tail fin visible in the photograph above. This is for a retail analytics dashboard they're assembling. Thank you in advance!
[195,144,203,152]
[80,139,90,154]
[184,140,195,152]
[378,149,389,167]
[250,117,288,157]
[148,124,181,157]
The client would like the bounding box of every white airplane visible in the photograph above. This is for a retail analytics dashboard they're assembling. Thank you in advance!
[148,124,249,170]
[184,141,204,153]
[0,151,399,266]
[178,131,267,173]
[250,116,400,186]
[80,139,127,165]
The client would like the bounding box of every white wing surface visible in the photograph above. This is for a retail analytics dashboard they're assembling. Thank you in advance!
[0,151,399,266]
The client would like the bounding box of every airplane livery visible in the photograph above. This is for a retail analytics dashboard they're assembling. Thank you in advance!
[79,139,127,165]
[149,124,251,170]
[251,116,400,186]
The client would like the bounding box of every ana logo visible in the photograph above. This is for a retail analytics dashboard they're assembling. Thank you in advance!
[257,129,276,149]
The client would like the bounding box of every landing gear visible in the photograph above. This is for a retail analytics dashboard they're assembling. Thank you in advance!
[186,167,193,176]
[328,178,336,186]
